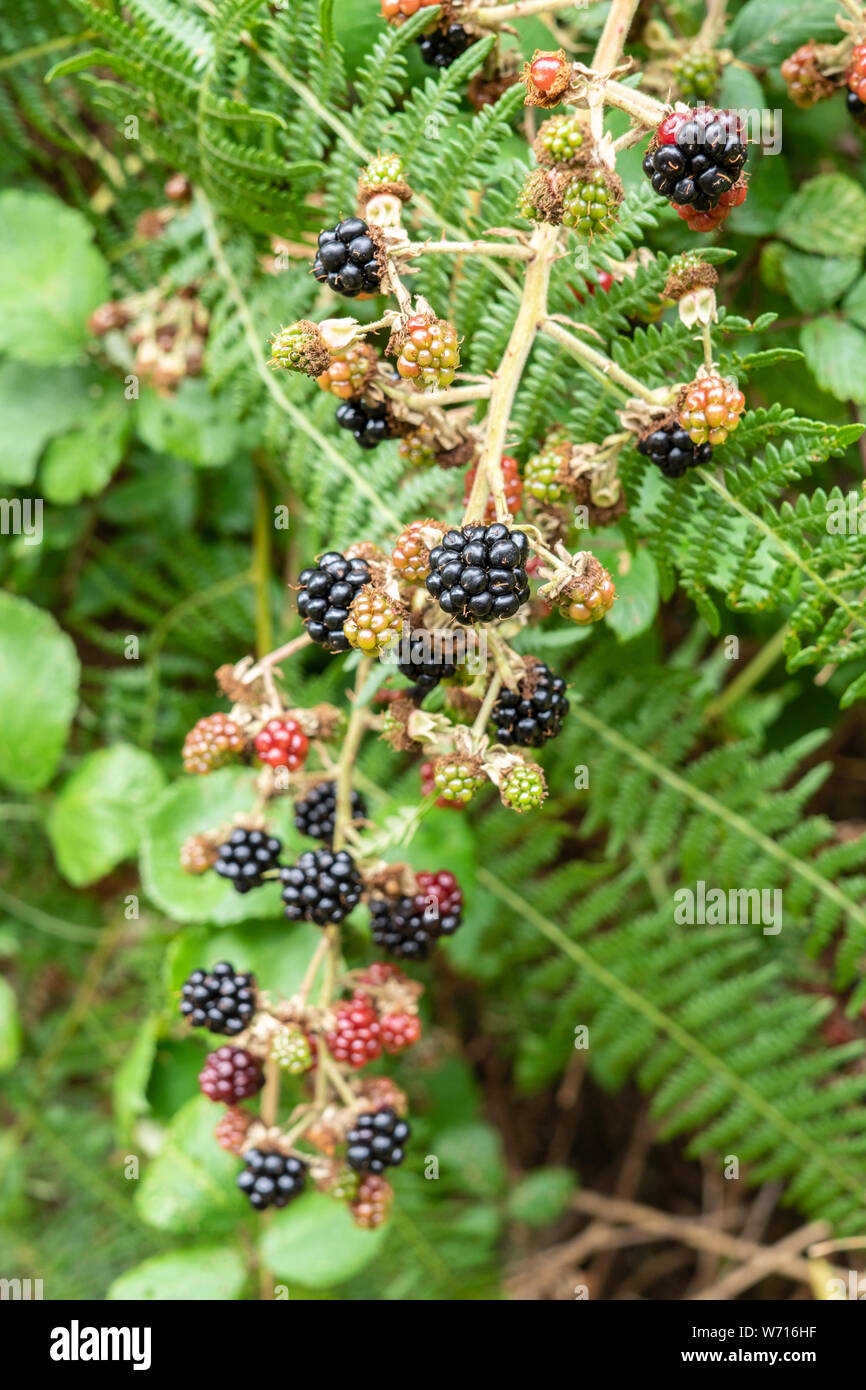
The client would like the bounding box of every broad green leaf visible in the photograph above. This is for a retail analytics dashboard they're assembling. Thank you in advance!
[260,1191,387,1288]
[113,1012,159,1143]
[0,190,109,364]
[0,594,79,792]
[779,249,861,314]
[41,389,132,504]
[800,317,866,404]
[842,273,866,331]
[605,546,659,642]
[778,175,866,259]
[48,743,166,886]
[435,1122,506,1198]
[0,976,22,1073]
[136,379,249,467]
[728,0,841,66]
[140,768,299,925]
[107,1244,247,1300]
[0,362,97,487]
[727,154,793,239]
[135,1094,247,1233]
[507,1168,577,1227]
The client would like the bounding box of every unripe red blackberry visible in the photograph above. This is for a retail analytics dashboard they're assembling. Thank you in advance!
[237,1148,306,1210]
[678,372,745,446]
[781,42,837,109]
[326,995,382,1068]
[380,1012,422,1053]
[346,1106,410,1173]
[559,558,617,625]
[316,342,377,400]
[394,313,460,390]
[500,761,548,812]
[392,519,446,584]
[847,43,866,122]
[182,712,244,774]
[562,169,622,240]
[254,716,309,771]
[381,0,438,18]
[269,1025,314,1075]
[673,179,747,232]
[198,1045,264,1103]
[523,48,571,104]
[180,961,256,1035]
[463,455,523,521]
[350,1173,394,1228]
[214,1106,252,1155]
[343,585,406,656]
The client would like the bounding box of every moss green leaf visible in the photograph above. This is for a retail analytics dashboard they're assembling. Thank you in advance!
[0,593,79,792]
[48,743,167,886]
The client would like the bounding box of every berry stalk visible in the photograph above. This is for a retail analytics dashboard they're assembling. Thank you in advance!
[470,0,590,22]
[541,316,666,405]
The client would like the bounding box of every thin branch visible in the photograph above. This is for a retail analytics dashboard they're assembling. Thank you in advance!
[403,238,534,260]
[541,316,663,404]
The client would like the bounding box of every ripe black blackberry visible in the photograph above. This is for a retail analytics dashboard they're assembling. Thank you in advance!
[370,871,463,960]
[214,827,282,894]
[294,780,367,844]
[335,397,393,450]
[643,109,747,211]
[637,423,712,478]
[346,1107,410,1174]
[847,89,866,127]
[396,629,458,692]
[237,1149,306,1210]
[311,218,382,298]
[179,961,256,1035]
[297,551,371,652]
[418,23,472,68]
[491,660,569,748]
[280,847,363,925]
[426,522,530,625]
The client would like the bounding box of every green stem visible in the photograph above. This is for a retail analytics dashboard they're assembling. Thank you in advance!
[704,624,788,722]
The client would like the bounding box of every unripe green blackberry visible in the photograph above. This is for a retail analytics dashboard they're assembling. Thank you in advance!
[399,426,438,468]
[673,50,720,105]
[500,761,548,813]
[562,169,621,240]
[535,113,585,164]
[525,436,567,504]
[343,585,406,656]
[432,756,484,805]
[269,1025,314,1075]
[329,1168,360,1202]
[362,152,404,186]
[269,321,330,377]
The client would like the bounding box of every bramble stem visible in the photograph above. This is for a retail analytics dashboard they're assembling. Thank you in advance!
[704,625,788,722]
[471,673,503,738]
[541,317,663,404]
[333,658,373,853]
[403,238,534,260]
[471,0,591,23]
[464,222,560,523]
[592,0,640,71]
[382,381,492,409]
[243,632,312,685]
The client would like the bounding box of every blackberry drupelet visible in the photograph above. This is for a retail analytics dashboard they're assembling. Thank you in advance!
[297,551,371,652]
[294,780,367,844]
[417,23,471,68]
[643,108,747,210]
[425,522,530,625]
[312,218,382,298]
[396,628,457,692]
[214,827,283,894]
[490,661,569,748]
[335,396,393,450]
[637,422,712,478]
[179,961,256,1035]
[370,869,462,960]
[280,847,363,925]
[237,1149,306,1211]
[346,1107,410,1174]
[198,1045,264,1103]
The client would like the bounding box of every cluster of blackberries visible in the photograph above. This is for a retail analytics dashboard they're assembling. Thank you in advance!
[370,870,463,960]
[491,661,568,748]
[297,550,371,652]
[214,827,283,894]
[237,1149,307,1210]
[418,23,471,69]
[180,962,256,1036]
[312,219,382,298]
[336,396,394,450]
[294,781,367,844]
[637,422,713,478]
[280,847,363,925]
[426,523,530,625]
[346,1108,410,1174]
[643,109,746,211]
[396,629,458,693]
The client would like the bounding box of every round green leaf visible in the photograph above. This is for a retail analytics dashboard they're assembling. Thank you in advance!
[507,1168,577,1227]
[140,768,297,924]
[113,1012,160,1142]
[0,976,22,1073]
[0,191,109,365]
[778,175,866,259]
[48,743,167,886]
[135,1095,247,1233]
[107,1244,247,1300]
[0,593,79,792]
[259,1191,387,1288]
[605,546,659,643]
[800,318,866,405]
